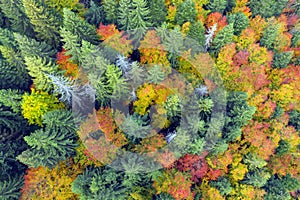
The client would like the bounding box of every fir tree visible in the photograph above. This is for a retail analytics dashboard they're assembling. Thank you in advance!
[117,0,132,31]
[206,0,227,13]
[62,8,99,44]
[188,21,206,47]
[227,12,249,36]
[175,0,197,25]
[260,24,280,50]
[127,0,152,45]
[60,28,82,65]
[84,0,104,27]
[210,23,234,55]
[13,32,57,60]
[102,0,118,24]
[146,65,166,84]
[0,175,24,200]
[22,0,62,47]
[148,0,167,27]
[23,56,60,92]
[0,0,35,37]
[249,0,289,18]
[272,51,293,69]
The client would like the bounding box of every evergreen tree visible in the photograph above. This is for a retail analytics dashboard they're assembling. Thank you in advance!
[102,0,118,24]
[22,0,62,47]
[291,31,300,47]
[210,23,234,55]
[146,65,166,84]
[249,0,289,18]
[260,24,280,50]
[13,33,57,60]
[60,28,82,65]
[0,0,35,37]
[187,21,206,47]
[210,177,233,196]
[71,167,128,199]
[242,169,271,188]
[117,0,132,31]
[272,51,293,69]
[0,89,23,113]
[63,8,99,44]
[227,12,249,36]
[0,175,24,200]
[23,56,60,92]
[17,117,78,168]
[174,0,197,25]
[84,0,104,27]
[222,92,255,142]
[288,110,300,131]
[275,140,291,155]
[127,0,152,45]
[127,61,145,87]
[0,59,30,90]
[148,0,167,27]
[206,0,227,13]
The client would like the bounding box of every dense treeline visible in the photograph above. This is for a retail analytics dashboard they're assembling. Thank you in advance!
[0,0,299,199]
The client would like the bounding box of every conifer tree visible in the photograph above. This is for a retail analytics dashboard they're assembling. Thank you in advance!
[227,12,249,36]
[260,24,280,50]
[117,0,132,31]
[102,0,118,24]
[127,0,152,45]
[272,51,293,69]
[62,8,99,44]
[84,0,104,27]
[206,0,227,13]
[0,175,24,200]
[0,0,35,37]
[13,33,57,60]
[175,0,197,25]
[22,0,62,47]
[210,23,234,55]
[249,0,288,18]
[188,21,206,47]
[148,0,167,27]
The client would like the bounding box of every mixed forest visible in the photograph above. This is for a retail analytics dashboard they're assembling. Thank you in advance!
[0,0,300,199]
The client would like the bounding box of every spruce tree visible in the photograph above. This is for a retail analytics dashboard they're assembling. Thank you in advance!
[175,0,197,25]
[102,0,118,24]
[227,12,249,36]
[272,51,293,69]
[62,8,99,44]
[84,0,104,27]
[260,24,280,50]
[188,21,206,47]
[0,0,35,37]
[249,0,288,18]
[127,0,152,45]
[117,0,132,31]
[148,0,167,27]
[22,0,62,47]
[206,0,227,13]
[210,23,234,55]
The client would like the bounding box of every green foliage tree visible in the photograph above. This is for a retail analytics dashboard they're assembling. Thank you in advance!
[275,140,291,155]
[0,60,30,90]
[264,174,300,200]
[227,12,249,36]
[242,153,268,170]
[127,61,145,87]
[84,0,104,27]
[117,0,132,31]
[63,8,99,44]
[13,33,57,60]
[260,24,280,50]
[291,31,300,47]
[154,193,175,200]
[175,0,197,25]
[0,0,35,37]
[24,56,60,92]
[0,140,27,179]
[210,177,233,196]
[0,175,24,200]
[163,94,182,118]
[288,110,300,131]
[71,167,128,200]
[206,0,227,13]
[17,110,78,168]
[210,23,234,55]
[146,65,167,84]
[242,169,271,188]
[102,0,118,24]
[249,0,289,18]
[121,114,151,143]
[22,0,62,47]
[272,51,293,69]
[60,28,82,64]
[222,91,256,142]
[163,27,184,66]
[149,0,167,27]
[127,0,152,44]
[188,21,206,47]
